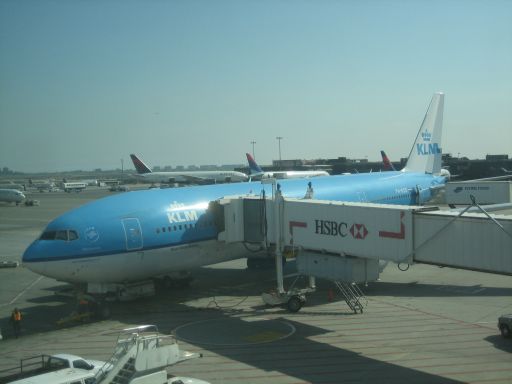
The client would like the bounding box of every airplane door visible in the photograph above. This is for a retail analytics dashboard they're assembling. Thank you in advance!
[122,218,143,250]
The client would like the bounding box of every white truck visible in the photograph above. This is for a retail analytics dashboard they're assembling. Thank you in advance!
[1,353,107,384]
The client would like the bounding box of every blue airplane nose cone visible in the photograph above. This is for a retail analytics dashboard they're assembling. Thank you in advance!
[22,240,42,263]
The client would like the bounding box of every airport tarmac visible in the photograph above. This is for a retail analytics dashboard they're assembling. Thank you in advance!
[1,188,512,384]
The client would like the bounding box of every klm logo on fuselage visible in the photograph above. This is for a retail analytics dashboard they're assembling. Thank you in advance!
[167,201,199,224]
[416,142,441,155]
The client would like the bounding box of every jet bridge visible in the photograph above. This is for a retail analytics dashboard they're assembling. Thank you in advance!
[212,185,512,312]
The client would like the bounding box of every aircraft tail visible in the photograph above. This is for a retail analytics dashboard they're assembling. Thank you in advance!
[130,154,153,174]
[246,153,264,175]
[380,150,396,171]
[403,92,444,175]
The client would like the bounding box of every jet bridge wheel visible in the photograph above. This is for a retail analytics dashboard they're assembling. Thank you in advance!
[287,295,305,313]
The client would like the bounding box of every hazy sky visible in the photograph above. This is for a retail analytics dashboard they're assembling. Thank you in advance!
[1,0,511,172]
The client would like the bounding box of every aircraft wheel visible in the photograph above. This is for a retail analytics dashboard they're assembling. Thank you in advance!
[174,275,193,289]
[162,276,174,289]
[93,300,110,319]
[287,295,304,313]
[500,324,510,338]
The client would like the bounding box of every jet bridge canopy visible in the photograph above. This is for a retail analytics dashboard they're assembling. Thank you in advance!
[214,196,512,276]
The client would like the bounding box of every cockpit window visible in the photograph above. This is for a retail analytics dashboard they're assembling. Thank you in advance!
[40,230,79,241]
[40,231,57,240]
[55,230,68,240]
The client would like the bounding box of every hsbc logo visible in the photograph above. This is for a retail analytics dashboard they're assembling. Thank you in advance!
[315,220,368,240]
[350,223,368,239]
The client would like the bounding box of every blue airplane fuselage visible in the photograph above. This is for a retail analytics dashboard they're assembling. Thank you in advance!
[22,171,445,284]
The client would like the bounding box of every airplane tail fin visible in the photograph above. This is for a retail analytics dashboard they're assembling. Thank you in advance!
[380,150,396,171]
[246,153,264,175]
[403,92,444,175]
[130,154,153,174]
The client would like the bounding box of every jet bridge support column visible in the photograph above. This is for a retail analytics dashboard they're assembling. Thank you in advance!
[275,186,285,295]
[260,182,317,312]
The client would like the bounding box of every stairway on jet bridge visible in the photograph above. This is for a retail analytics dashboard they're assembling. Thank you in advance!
[213,191,512,312]
[334,281,366,313]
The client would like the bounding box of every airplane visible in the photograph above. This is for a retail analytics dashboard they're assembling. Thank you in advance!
[130,154,248,185]
[23,93,447,302]
[28,179,56,192]
[0,182,24,191]
[0,189,26,205]
[246,153,330,180]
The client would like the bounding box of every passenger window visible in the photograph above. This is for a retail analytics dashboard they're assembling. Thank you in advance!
[162,227,166,232]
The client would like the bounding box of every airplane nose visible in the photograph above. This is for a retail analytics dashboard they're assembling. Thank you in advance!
[22,241,40,263]
[22,241,49,276]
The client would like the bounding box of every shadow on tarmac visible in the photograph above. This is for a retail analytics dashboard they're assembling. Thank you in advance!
[484,334,512,353]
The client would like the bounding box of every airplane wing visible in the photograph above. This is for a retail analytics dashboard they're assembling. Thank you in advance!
[468,174,512,182]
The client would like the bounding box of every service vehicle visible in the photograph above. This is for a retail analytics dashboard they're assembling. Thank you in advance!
[498,314,512,338]
[1,353,106,384]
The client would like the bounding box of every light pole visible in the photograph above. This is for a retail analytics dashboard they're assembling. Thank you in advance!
[250,141,256,159]
[121,158,124,173]
[276,136,283,167]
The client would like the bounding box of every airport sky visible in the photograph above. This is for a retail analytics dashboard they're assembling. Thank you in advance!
[1,0,511,173]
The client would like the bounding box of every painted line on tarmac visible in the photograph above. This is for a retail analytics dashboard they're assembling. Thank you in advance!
[0,275,43,307]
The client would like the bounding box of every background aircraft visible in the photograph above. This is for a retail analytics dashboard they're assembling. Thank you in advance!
[0,189,25,205]
[380,150,397,171]
[23,93,447,300]
[0,181,24,191]
[130,154,248,185]
[246,153,329,180]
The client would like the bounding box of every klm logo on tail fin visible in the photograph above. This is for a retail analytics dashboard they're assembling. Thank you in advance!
[416,142,441,155]
[416,130,441,155]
